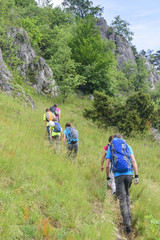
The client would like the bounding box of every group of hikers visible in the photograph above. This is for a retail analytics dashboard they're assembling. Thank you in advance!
[43,103,79,158]
[44,104,139,234]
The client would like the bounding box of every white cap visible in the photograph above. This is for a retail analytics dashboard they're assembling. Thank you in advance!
[48,121,55,127]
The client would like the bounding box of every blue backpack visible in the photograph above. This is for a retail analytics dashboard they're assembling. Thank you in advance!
[110,138,132,173]
[66,127,78,143]
[53,122,61,132]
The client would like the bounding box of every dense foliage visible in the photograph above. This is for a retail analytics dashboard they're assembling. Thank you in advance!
[84,91,155,136]
[62,0,104,19]
[140,49,160,71]
[68,17,118,94]
[117,58,150,94]
[111,15,134,43]
[0,0,160,126]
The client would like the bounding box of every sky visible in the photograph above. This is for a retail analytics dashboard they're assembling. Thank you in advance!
[51,0,160,52]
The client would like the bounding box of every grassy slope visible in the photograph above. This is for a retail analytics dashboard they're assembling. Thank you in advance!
[0,91,160,240]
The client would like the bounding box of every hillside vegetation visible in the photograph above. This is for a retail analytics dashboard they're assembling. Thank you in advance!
[1,0,160,239]
[0,91,160,239]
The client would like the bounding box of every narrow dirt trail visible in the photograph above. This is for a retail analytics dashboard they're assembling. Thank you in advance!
[92,186,139,240]
[108,190,138,240]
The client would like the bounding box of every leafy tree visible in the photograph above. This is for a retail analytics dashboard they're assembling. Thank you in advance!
[131,44,138,55]
[134,57,149,91]
[111,15,134,43]
[151,50,160,71]
[140,49,155,65]
[119,58,149,93]
[62,0,104,19]
[69,17,117,94]
[15,0,36,7]
[18,17,43,49]
[36,0,52,7]
[48,26,85,102]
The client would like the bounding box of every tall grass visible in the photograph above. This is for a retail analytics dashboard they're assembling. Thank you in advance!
[0,91,160,239]
[0,92,115,239]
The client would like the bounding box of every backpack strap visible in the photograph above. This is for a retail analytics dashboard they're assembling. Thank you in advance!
[110,142,118,169]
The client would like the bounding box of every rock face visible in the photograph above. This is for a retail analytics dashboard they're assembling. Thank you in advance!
[144,59,160,89]
[96,18,136,68]
[96,18,160,87]
[6,27,58,96]
[0,48,13,93]
[0,47,35,109]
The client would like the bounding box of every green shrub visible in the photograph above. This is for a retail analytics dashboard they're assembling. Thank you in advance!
[84,91,155,135]
[83,91,114,127]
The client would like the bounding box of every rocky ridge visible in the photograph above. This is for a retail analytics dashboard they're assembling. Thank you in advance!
[0,27,58,108]
[96,18,160,88]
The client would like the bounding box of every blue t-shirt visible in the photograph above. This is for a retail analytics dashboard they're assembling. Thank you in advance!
[106,144,133,177]
[63,128,72,144]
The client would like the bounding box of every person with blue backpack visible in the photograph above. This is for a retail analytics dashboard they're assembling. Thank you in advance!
[49,118,62,152]
[63,123,79,158]
[106,133,139,234]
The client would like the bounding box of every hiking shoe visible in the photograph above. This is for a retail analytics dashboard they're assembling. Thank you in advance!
[126,226,131,234]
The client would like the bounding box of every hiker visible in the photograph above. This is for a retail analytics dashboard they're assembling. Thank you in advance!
[50,104,61,123]
[49,118,62,152]
[63,123,79,158]
[101,135,116,195]
[43,108,55,142]
[106,133,139,234]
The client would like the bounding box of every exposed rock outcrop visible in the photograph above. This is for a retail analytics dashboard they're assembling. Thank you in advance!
[0,47,35,109]
[6,27,58,97]
[96,18,136,68]
[96,18,160,87]
[0,48,13,93]
[144,59,160,89]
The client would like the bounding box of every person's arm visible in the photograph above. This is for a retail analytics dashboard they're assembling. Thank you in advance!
[130,154,139,184]
[106,158,110,178]
[101,149,106,172]
[58,109,61,119]
[131,154,138,175]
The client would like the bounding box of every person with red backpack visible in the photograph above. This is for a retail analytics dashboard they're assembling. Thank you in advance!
[101,135,116,195]
[106,133,139,234]
[63,123,79,158]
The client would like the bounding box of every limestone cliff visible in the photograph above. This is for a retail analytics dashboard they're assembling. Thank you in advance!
[3,27,58,97]
[0,48,13,92]
[96,18,160,87]
[0,48,35,109]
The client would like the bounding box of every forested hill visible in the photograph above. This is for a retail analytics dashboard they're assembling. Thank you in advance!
[1,0,160,104]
